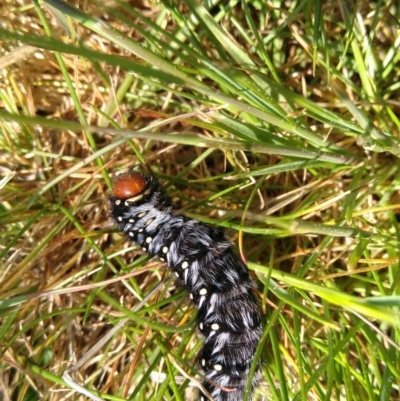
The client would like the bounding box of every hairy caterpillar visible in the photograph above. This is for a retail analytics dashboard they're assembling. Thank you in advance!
[110,170,262,401]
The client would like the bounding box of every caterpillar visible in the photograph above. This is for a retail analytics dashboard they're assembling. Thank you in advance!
[110,169,262,401]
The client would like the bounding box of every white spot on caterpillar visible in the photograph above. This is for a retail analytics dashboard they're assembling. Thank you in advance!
[117,216,123,221]
[129,218,135,223]
[129,232,134,237]
[214,364,223,371]
[125,194,144,203]
[175,272,179,277]
[138,228,144,232]
[137,211,147,218]
[162,246,168,254]
[142,247,146,251]
[199,322,203,330]
[211,323,220,331]
[146,237,152,244]
[189,293,194,299]
[115,200,121,206]
[159,257,165,262]
[145,218,154,226]
[201,359,206,366]
[181,261,189,269]
[199,288,207,296]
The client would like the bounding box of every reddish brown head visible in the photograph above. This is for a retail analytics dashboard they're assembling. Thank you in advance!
[112,171,148,199]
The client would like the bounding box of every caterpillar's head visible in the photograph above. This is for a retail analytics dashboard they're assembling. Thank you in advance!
[112,171,148,200]
[111,170,170,209]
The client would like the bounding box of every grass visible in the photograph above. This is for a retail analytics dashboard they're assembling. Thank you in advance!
[0,0,400,400]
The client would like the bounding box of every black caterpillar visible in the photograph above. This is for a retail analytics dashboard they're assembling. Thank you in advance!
[110,170,262,401]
